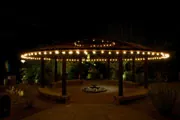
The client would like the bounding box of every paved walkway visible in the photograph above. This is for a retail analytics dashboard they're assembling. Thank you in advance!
[22,104,155,120]
[21,81,154,120]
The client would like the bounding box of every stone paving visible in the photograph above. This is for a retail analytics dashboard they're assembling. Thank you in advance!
[22,104,155,120]
[22,81,154,120]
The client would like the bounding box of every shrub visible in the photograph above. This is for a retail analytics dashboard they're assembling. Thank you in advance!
[148,83,178,116]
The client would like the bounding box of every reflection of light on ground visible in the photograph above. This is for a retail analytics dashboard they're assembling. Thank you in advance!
[99,85,118,93]
[81,85,118,93]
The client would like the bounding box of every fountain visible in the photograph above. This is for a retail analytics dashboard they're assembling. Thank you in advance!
[82,84,107,93]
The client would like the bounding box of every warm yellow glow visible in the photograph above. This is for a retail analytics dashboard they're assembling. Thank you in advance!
[62,51,66,54]
[21,60,25,63]
[87,54,90,59]
[101,50,104,54]
[164,53,170,58]
[84,50,88,55]
[76,50,80,54]
[69,51,73,54]
[55,50,59,54]
[20,48,170,62]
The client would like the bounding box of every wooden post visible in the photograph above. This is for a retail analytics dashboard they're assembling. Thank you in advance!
[107,58,110,80]
[118,54,123,96]
[132,56,135,82]
[54,58,57,82]
[40,57,45,87]
[79,58,82,80]
[62,57,67,96]
[0,59,5,85]
[144,56,148,88]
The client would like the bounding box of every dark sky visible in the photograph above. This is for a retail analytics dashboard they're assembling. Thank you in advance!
[0,8,178,53]
[0,7,179,73]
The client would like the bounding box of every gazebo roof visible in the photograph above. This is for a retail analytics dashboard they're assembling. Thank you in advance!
[21,39,170,61]
[34,39,152,51]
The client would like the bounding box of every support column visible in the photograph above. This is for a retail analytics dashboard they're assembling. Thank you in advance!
[107,58,110,80]
[54,58,57,82]
[40,57,45,87]
[0,59,5,85]
[144,56,148,88]
[79,58,82,80]
[132,56,135,82]
[118,54,123,96]
[62,57,67,96]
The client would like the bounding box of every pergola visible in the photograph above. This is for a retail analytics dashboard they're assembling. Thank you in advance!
[21,39,170,97]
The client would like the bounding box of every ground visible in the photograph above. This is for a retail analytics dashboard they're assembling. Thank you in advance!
[2,80,180,120]
[3,85,57,120]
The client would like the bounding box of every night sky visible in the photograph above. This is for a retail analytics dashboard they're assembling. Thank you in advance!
[0,8,178,55]
[0,7,179,80]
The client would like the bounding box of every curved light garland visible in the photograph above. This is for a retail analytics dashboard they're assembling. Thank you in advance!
[74,39,116,48]
[21,39,170,61]
[21,49,170,61]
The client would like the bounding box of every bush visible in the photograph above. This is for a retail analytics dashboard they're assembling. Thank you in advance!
[123,71,132,81]
[148,83,178,116]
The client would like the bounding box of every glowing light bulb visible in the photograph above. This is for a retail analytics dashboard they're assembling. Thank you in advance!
[55,50,59,54]
[76,50,80,54]
[69,51,73,54]
[62,51,66,54]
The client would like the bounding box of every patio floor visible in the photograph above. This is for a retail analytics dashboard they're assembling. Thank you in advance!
[43,80,148,104]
